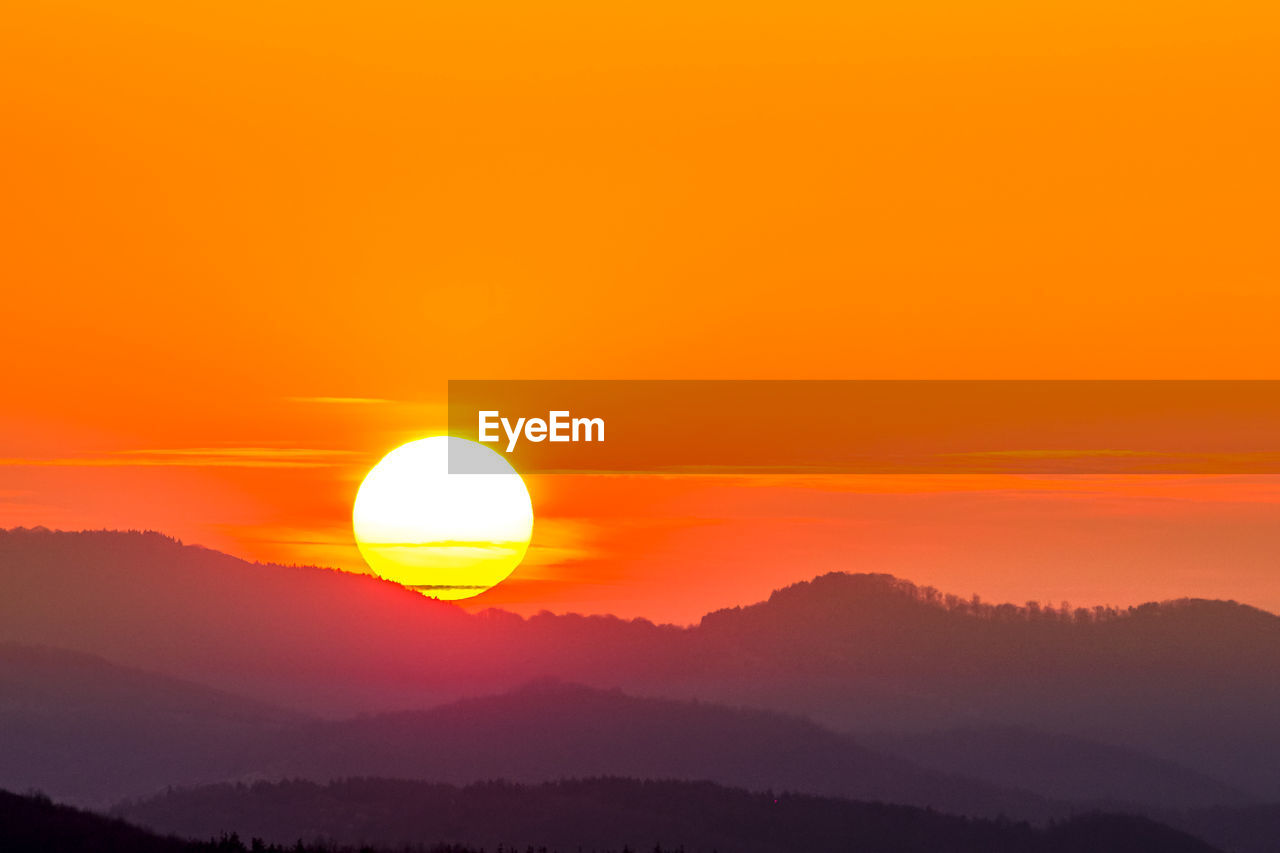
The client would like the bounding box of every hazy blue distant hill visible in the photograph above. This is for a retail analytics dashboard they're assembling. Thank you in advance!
[116,777,1225,853]
[0,643,302,807]
[1157,803,1280,853]
[264,679,1051,820]
[859,726,1249,809]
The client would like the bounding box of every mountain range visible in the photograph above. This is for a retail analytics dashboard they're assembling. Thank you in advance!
[3,527,1279,852]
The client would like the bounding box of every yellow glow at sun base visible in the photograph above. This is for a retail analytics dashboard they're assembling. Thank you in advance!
[352,436,533,600]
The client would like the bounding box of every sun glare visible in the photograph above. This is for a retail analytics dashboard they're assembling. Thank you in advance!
[352,436,534,600]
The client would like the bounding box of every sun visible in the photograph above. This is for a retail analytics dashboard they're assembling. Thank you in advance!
[352,436,533,600]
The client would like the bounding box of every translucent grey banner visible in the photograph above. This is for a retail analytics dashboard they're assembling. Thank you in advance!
[447,380,1280,474]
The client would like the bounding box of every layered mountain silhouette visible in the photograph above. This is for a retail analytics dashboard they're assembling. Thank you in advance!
[114,777,1224,853]
[0,644,303,807]
[263,679,1051,819]
[4,526,1279,803]
[4,637,1256,827]
[11,644,1279,850]
[0,646,1044,816]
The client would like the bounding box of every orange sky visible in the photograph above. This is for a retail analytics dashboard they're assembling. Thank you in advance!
[3,1,1279,623]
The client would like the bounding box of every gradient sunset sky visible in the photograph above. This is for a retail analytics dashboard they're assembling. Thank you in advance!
[3,1,1278,623]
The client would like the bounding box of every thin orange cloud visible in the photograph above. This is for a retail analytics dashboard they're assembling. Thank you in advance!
[286,397,399,405]
[0,448,360,469]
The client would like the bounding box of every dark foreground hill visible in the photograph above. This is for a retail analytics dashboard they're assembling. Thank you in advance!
[0,788,481,853]
[116,777,1225,853]
[0,788,198,853]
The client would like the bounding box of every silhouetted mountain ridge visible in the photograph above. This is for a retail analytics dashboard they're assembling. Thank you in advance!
[702,570,1280,646]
